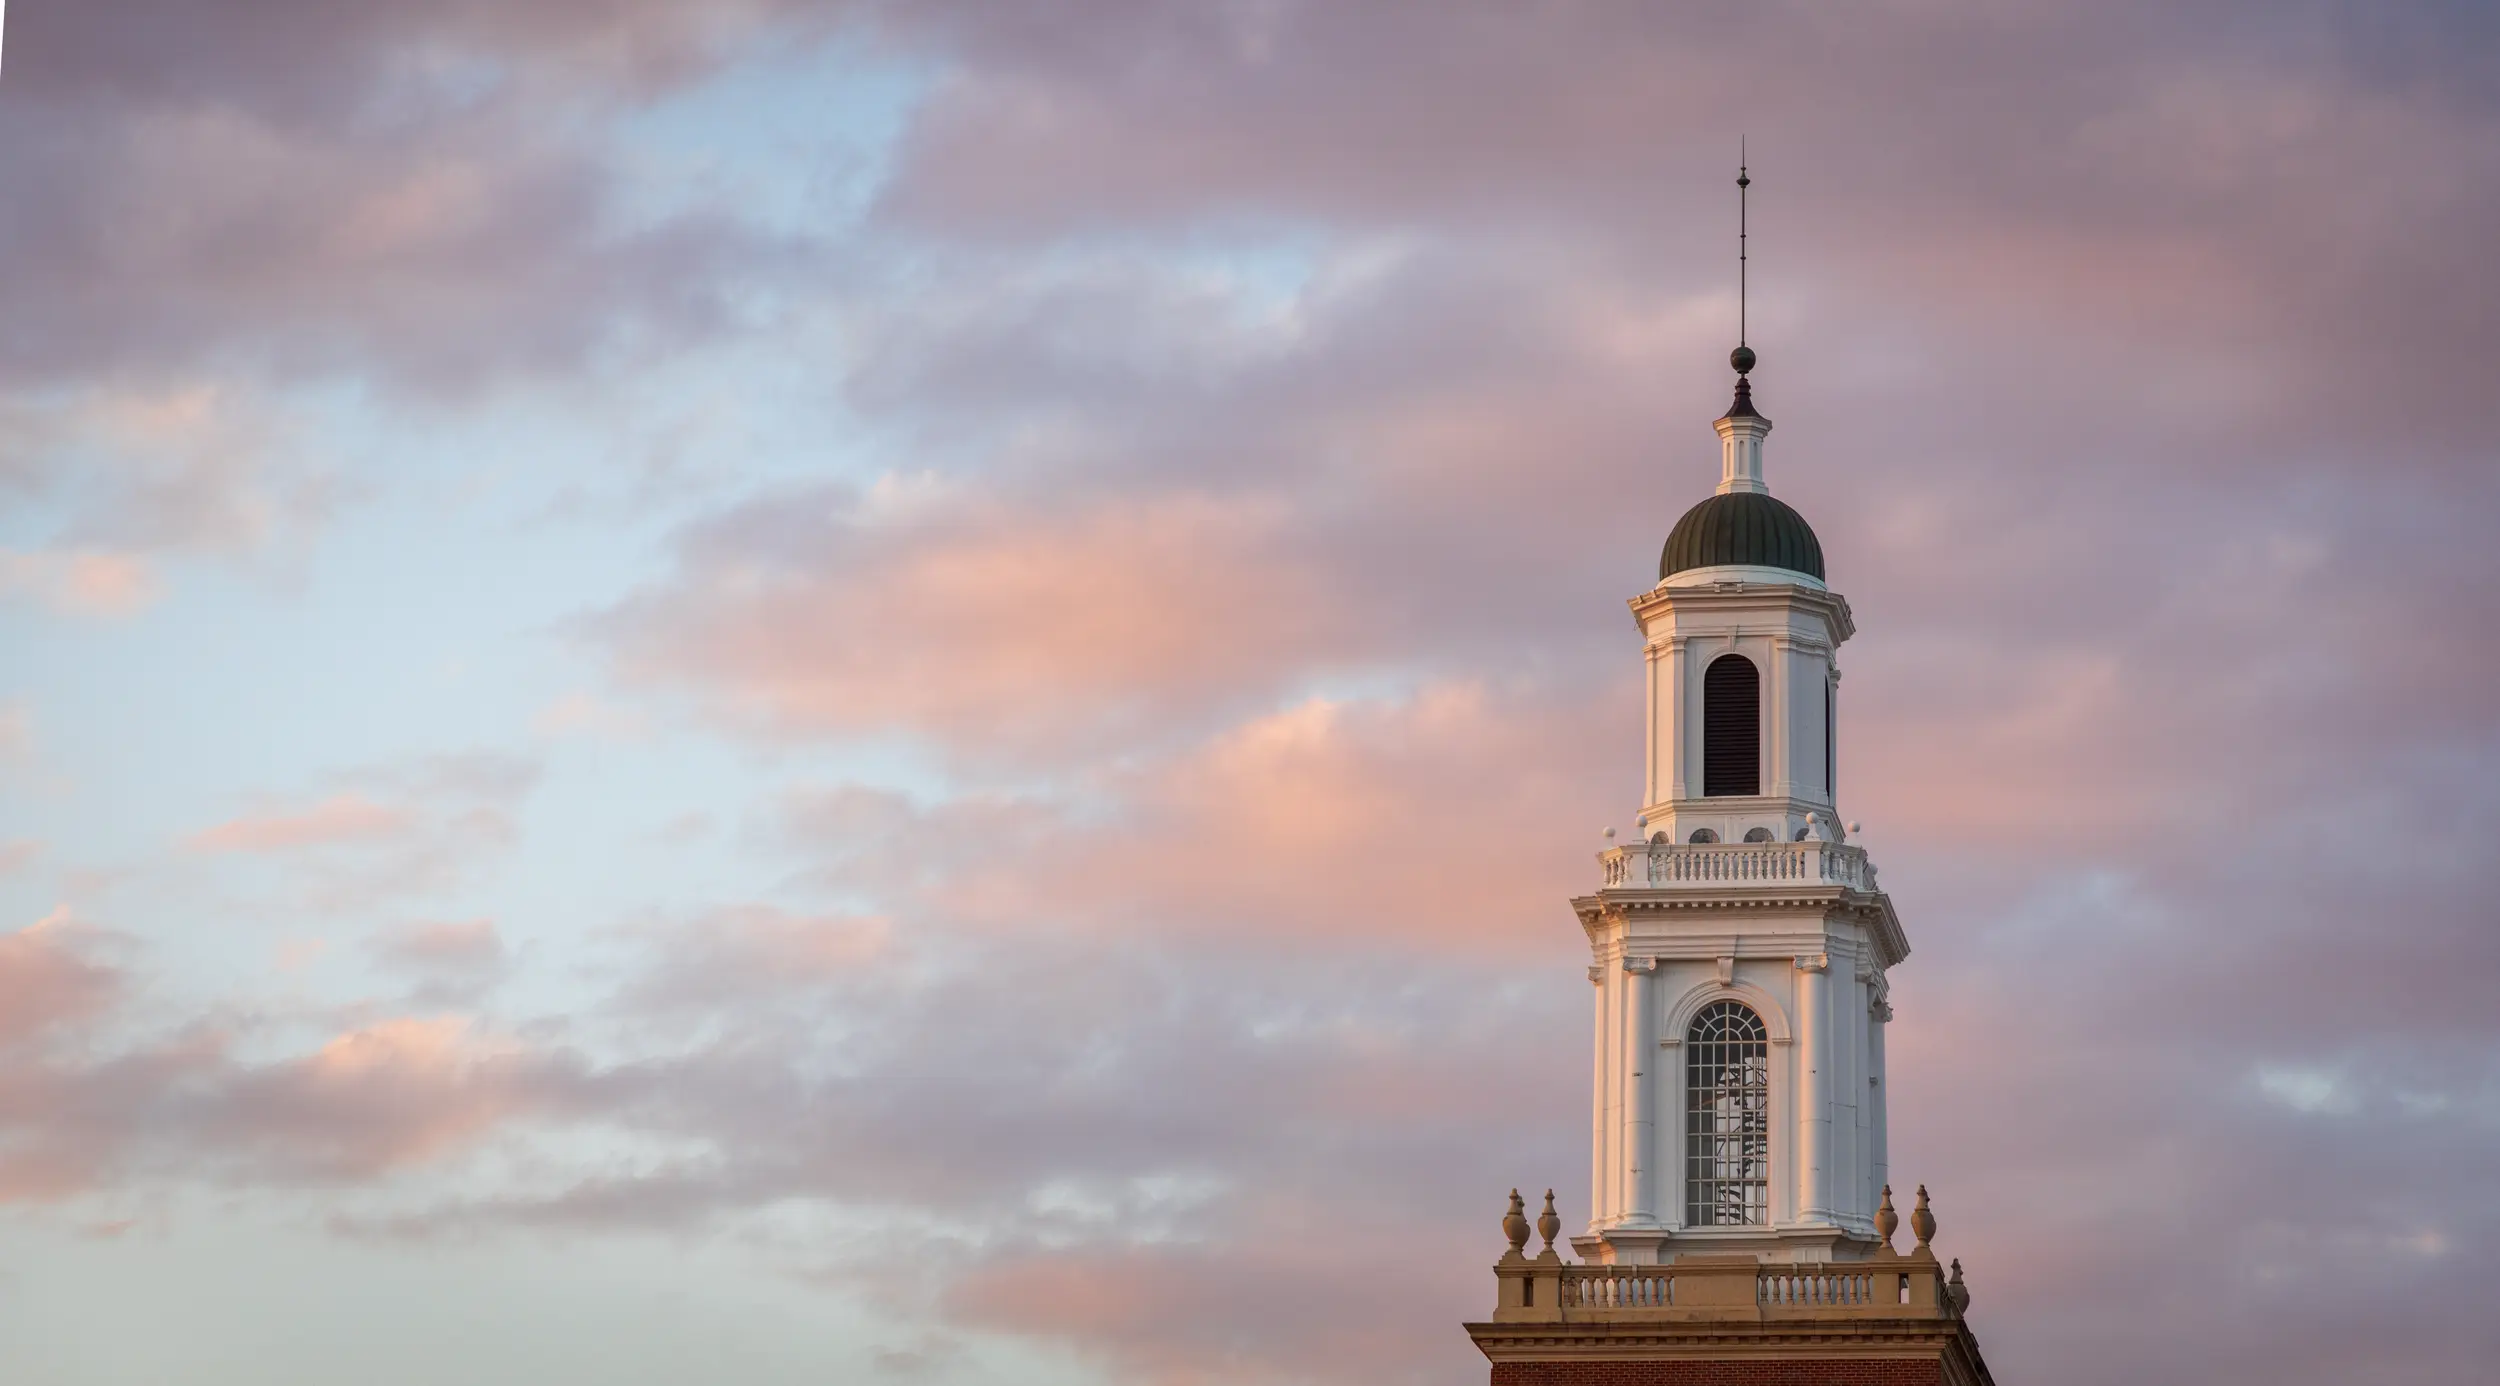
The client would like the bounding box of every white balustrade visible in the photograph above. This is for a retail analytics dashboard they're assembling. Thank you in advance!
[1758,1269,1877,1306]
[1598,841,1877,892]
[1560,1265,1676,1309]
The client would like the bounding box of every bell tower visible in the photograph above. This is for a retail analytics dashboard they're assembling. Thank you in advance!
[1577,345,1897,1268]
[1464,164,1996,1386]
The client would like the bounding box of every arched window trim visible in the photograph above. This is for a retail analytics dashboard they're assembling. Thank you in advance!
[1662,979,1793,1045]
[1659,979,1792,1231]
[1684,1000,1771,1227]
[1702,654,1760,798]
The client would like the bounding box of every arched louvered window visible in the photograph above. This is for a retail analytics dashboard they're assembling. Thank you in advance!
[1703,655,1760,797]
[1685,1001,1770,1226]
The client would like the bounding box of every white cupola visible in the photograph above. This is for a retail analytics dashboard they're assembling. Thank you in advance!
[1631,358,1849,849]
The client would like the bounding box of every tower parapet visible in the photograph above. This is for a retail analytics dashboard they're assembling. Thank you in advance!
[1470,1185,1996,1385]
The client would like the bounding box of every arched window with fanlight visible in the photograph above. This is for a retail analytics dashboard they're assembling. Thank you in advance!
[1685,1000,1770,1226]
[1703,655,1759,797]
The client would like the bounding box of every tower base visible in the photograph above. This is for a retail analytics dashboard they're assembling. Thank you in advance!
[1466,1246,1993,1386]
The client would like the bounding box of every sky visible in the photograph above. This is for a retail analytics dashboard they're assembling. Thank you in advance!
[1,3,2496,1383]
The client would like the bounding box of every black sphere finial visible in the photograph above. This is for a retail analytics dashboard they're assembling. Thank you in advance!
[1730,344,1756,376]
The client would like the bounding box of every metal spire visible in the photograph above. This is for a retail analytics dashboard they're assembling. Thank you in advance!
[1738,138,1750,353]
[1724,144,1760,417]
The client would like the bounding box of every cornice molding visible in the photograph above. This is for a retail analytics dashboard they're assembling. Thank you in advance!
[1627,581,1858,645]
[1574,891,1911,971]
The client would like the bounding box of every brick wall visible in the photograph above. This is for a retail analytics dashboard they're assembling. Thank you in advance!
[1492,1362,1942,1386]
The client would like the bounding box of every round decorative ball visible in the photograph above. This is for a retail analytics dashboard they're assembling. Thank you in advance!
[1729,344,1757,374]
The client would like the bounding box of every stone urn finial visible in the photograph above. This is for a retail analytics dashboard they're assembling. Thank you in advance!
[1502,1189,1529,1254]
[1875,1184,1899,1248]
[1911,1184,1936,1248]
[1947,1258,1970,1313]
[1537,1190,1561,1252]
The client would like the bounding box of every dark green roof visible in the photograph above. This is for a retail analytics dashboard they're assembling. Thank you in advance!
[1660,491,1825,582]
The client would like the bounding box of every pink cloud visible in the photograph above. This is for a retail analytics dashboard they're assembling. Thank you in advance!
[1036,685,1605,950]
[174,754,540,908]
[210,1017,539,1176]
[0,910,124,1052]
[185,793,411,853]
[531,691,649,741]
[941,1222,1487,1385]
[370,918,505,973]
[0,548,160,616]
[0,995,590,1202]
[765,680,1615,959]
[615,905,892,1012]
[604,487,1371,755]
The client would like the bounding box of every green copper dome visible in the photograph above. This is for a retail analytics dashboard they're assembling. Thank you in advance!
[1659,491,1824,582]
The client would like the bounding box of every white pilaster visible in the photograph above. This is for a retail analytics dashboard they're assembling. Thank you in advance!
[1794,953,1831,1222]
[1769,635,1792,800]
[1644,642,1663,810]
[1668,638,1691,803]
[1869,996,1891,1217]
[1826,665,1842,808]
[1588,964,1609,1231]
[1622,956,1659,1226]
